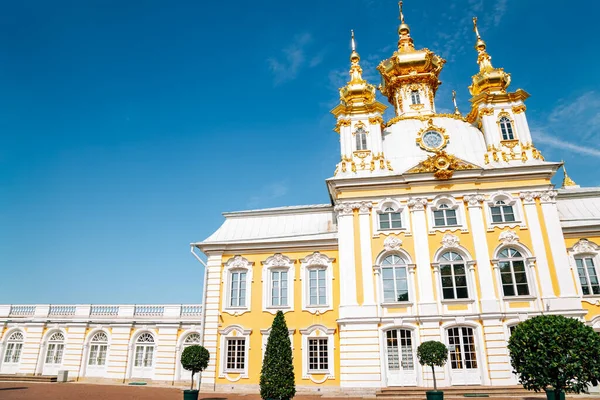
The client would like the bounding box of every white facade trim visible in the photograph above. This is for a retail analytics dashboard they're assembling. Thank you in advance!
[300,324,336,382]
[218,325,252,380]
[300,252,334,315]
[428,195,468,233]
[373,198,411,236]
[485,191,526,230]
[222,255,254,316]
[261,253,295,314]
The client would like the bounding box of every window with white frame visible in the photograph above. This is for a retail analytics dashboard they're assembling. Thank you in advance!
[308,338,329,372]
[301,252,334,314]
[3,331,24,364]
[491,200,516,223]
[225,338,246,372]
[498,248,529,296]
[88,332,108,366]
[434,203,458,227]
[45,332,65,365]
[381,254,409,302]
[271,269,288,306]
[575,256,600,295]
[411,90,421,104]
[230,271,247,307]
[308,268,327,306]
[439,251,469,299]
[134,333,155,367]
[499,116,515,140]
[355,127,368,151]
[379,207,402,230]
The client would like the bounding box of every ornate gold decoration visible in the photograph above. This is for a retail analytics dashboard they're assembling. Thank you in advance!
[415,118,449,152]
[368,116,384,126]
[512,104,526,114]
[353,150,371,158]
[562,163,578,187]
[406,151,478,180]
[386,113,466,127]
[334,118,351,133]
[500,139,519,149]
[410,103,424,110]
[452,89,461,116]
[469,17,511,96]
[480,107,494,116]
[352,121,368,135]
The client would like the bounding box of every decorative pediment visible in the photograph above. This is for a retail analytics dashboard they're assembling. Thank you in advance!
[572,239,598,254]
[406,151,479,180]
[301,252,334,266]
[262,253,294,268]
[224,255,253,270]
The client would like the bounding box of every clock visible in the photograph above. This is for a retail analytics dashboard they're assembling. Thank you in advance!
[422,131,444,150]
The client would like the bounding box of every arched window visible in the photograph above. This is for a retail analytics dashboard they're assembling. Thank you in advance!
[490,200,515,223]
[411,90,421,105]
[499,116,515,140]
[45,332,65,365]
[498,248,529,296]
[88,332,108,366]
[575,256,600,295]
[434,203,458,227]
[184,333,201,346]
[379,207,402,230]
[3,331,24,364]
[439,251,469,299]
[134,333,155,368]
[381,255,409,302]
[355,127,368,151]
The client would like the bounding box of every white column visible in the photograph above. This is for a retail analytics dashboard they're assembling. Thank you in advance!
[335,203,358,318]
[463,195,500,313]
[519,192,555,299]
[408,198,436,315]
[538,191,580,304]
[199,252,223,390]
[358,202,376,307]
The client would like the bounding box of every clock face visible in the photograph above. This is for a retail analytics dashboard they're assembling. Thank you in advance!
[422,131,444,150]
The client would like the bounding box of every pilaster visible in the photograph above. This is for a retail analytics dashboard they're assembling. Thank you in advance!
[408,198,436,315]
[358,202,376,307]
[335,203,358,314]
[199,252,223,390]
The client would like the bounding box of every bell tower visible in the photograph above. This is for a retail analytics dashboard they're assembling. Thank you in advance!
[377,1,446,117]
[331,31,392,177]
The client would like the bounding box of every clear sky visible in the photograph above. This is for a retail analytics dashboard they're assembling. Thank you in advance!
[1,0,599,304]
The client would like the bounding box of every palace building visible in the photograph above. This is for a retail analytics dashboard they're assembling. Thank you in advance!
[2,4,600,394]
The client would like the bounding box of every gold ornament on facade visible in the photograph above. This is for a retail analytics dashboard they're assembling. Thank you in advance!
[368,116,384,126]
[334,118,351,133]
[386,112,465,127]
[562,163,578,187]
[407,150,478,180]
[410,103,425,110]
[415,119,449,152]
[452,90,462,116]
[512,104,526,114]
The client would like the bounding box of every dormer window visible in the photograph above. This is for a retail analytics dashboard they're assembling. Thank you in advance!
[379,207,402,230]
[491,200,515,223]
[433,203,458,227]
[355,127,368,151]
[411,90,421,105]
[499,116,515,140]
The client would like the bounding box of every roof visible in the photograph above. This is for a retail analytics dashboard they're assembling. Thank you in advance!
[196,204,337,247]
[557,187,600,231]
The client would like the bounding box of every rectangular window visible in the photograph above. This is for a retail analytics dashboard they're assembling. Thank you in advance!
[379,211,402,230]
[89,345,99,365]
[226,338,246,371]
[143,346,153,367]
[3,343,14,363]
[440,264,469,299]
[45,344,55,364]
[271,270,288,306]
[576,257,600,295]
[500,260,529,296]
[308,338,329,372]
[230,271,247,307]
[134,346,145,367]
[309,269,327,306]
[491,205,515,223]
[382,266,409,302]
[434,209,458,227]
[411,90,421,105]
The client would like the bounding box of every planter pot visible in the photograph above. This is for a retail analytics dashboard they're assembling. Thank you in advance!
[183,390,199,400]
[545,389,565,400]
[426,390,444,400]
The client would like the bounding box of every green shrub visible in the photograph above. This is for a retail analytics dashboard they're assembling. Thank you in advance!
[417,340,448,391]
[508,315,600,400]
[181,345,210,391]
[260,311,295,400]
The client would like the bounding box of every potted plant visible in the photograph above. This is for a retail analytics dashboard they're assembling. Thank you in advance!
[417,340,448,400]
[260,310,295,400]
[180,344,210,400]
[508,315,600,400]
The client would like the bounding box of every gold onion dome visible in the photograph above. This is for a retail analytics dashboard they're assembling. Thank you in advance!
[377,1,446,104]
[332,30,386,116]
[469,17,511,96]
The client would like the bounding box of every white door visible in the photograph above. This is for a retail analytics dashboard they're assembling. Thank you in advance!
[87,344,108,377]
[384,329,417,386]
[42,343,64,376]
[131,332,155,380]
[1,333,24,375]
[447,327,481,385]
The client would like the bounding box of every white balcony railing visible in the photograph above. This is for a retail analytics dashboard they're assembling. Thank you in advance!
[1,304,202,320]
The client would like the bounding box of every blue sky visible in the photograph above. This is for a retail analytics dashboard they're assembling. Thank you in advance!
[1,0,599,304]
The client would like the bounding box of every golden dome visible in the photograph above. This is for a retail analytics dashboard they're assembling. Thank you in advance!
[468,17,511,96]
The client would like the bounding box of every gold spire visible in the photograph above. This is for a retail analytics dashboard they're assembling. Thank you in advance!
[468,16,511,96]
[397,1,414,52]
[331,30,387,118]
[562,162,578,188]
[452,90,461,116]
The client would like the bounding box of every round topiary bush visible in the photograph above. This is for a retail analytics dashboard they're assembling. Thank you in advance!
[417,340,448,391]
[508,315,600,400]
[181,344,210,391]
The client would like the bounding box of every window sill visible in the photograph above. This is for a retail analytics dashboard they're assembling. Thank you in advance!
[381,301,413,307]
[224,369,245,374]
[502,296,536,301]
[308,370,330,375]
[441,298,474,304]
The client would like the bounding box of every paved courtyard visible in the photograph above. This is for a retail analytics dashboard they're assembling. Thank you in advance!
[0,382,340,400]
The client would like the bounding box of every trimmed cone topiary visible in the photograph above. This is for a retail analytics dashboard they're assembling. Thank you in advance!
[417,340,448,391]
[181,344,210,391]
[508,315,600,400]
[260,310,295,400]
